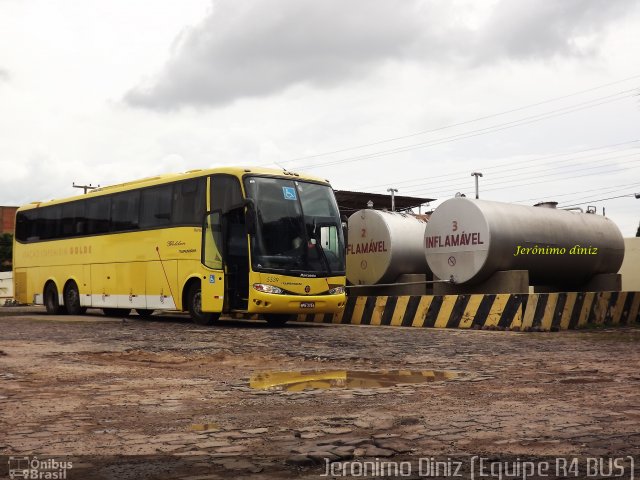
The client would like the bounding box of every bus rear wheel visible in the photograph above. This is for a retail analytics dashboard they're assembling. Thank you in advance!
[264,314,293,327]
[44,283,65,315]
[187,283,218,326]
[103,308,131,317]
[64,281,86,316]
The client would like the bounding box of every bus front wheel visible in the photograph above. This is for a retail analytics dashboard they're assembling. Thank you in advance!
[44,283,65,315]
[64,281,87,316]
[187,283,218,326]
[264,314,293,327]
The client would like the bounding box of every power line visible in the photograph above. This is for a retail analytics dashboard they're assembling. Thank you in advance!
[298,89,637,171]
[266,73,640,167]
[561,193,640,208]
[554,185,640,207]
[381,148,640,194]
[512,182,640,204]
[465,164,640,196]
[396,155,640,196]
[361,139,639,190]
[398,163,640,200]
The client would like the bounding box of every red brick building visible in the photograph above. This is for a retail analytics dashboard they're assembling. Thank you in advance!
[0,206,18,235]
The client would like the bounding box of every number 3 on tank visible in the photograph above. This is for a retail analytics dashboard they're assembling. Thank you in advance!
[452,220,458,232]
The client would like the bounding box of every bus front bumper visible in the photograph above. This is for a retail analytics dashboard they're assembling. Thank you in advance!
[247,291,346,315]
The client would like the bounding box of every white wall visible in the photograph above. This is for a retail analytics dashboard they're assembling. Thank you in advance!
[619,238,640,291]
[0,271,13,299]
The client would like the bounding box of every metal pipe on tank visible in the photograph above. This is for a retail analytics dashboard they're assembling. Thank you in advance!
[424,198,625,286]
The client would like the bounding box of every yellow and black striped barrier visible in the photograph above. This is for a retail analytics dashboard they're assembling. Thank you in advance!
[295,291,640,331]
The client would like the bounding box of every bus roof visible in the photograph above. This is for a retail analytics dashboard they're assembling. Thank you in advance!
[17,166,332,211]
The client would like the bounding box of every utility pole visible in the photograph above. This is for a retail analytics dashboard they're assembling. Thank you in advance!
[72,182,99,194]
[387,188,398,211]
[471,172,483,199]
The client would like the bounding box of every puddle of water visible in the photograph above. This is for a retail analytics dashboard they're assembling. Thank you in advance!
[249,369,461,391]
[190,423,220,432]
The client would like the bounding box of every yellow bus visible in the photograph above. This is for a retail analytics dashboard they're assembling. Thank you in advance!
[13,167,346,325]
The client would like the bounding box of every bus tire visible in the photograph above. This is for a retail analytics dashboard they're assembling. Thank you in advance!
[187,282,218,326]
[135,309,155,318]
[64,281,86,316]
[103,308,131,317]
[264,314,293,327]
[44,282,65,315]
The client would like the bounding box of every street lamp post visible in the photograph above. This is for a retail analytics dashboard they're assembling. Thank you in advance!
[387,188,398,211]
[471,172,483,199]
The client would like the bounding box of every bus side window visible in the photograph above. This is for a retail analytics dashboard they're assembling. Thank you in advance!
[38,205,62,240]
[16,210,39,242]
[140,184,173,228]
[210,175,243,213]
[86,197,111,234]
[172,178,206,226]
[111,191,140,232]
[61,201,87,237]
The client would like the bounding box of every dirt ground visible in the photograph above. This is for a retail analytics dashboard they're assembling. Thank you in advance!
[1,306,639,479]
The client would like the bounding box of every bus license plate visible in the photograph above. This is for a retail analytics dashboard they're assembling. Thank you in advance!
[300,302,315,308]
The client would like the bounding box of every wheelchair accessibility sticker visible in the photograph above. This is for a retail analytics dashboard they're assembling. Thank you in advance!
[209,274,215,284]
[282,187,297,200]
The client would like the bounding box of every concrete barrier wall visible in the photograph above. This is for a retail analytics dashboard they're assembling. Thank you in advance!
[296,291,640,331]
[0,271,13,299]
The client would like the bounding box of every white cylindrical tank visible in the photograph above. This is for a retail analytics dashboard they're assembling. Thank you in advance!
[347,209,428,285]
[424,198,625,285]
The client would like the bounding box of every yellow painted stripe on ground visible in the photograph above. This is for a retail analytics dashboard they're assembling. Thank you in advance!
[391,296,411,326]
[578,292,595,327]
[351,296,368,325]
[460,295,483,329]
[332,308,344,324]
[412,296,433,328]
[485,294,508,328]
[540,293,558,331]
[559,293,577,330]
[612,292,627,325]
[313,313,325,323]
[521,294,538,330]
[434,295,458,328]
[628,293,640,324]
[370,296,388,325]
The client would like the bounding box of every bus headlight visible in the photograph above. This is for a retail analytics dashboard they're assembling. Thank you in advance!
[328,286,345,295]
[253,283,284,295]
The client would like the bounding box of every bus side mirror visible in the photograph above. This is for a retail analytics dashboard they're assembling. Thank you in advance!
[341,215,348,247]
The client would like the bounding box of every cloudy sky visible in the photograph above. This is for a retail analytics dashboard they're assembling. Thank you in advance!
[1,0,639,234]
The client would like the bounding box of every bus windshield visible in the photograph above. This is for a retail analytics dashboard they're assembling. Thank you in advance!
[244,176,346,276]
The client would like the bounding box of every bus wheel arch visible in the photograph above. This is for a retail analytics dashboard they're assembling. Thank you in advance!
[43,280,65,315]
[184,278,219,326]
[181,277,200,313]
[63,279,86,316]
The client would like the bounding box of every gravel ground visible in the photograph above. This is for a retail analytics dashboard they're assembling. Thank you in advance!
[1,307,639,479]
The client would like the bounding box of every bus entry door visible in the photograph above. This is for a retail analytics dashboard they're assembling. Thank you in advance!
[201,271,224,313]
[201,211,225,314]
